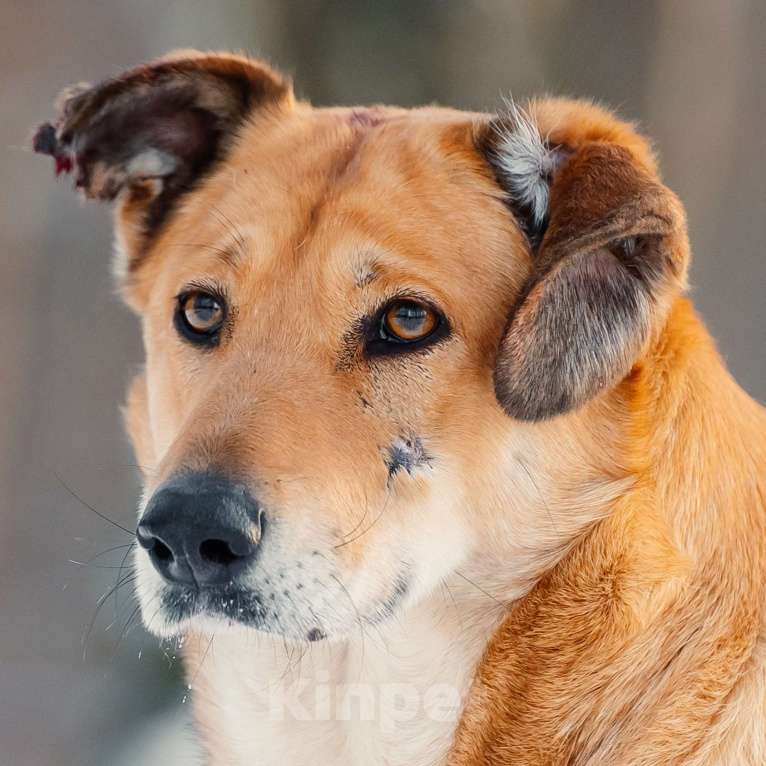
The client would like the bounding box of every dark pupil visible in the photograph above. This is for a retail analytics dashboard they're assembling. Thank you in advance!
[395,304,426,331]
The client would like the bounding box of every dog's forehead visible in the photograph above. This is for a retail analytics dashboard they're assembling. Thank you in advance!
[146,104,524,310]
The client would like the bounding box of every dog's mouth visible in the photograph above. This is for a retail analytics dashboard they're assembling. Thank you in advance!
[157,583,333,639]
[148,568,412,642]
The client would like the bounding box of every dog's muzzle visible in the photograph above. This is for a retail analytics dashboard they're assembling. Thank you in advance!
[136,472,264,588]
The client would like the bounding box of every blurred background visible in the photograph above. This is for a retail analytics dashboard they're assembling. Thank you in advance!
[1,1,764,764]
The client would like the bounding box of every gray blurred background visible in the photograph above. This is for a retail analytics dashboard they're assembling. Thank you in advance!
[1,1,764,764]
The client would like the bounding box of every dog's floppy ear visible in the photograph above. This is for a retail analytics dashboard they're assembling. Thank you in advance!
[32,50,292,268]
[481,101,689,421]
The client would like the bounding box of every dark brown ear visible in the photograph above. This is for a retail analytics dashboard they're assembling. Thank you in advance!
[482,103,688,421]
[32,50,291,260]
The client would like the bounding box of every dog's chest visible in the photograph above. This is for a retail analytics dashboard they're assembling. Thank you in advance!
[188,593,503,765]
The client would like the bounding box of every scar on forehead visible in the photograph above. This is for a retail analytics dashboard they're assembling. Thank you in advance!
[349,108,384,128]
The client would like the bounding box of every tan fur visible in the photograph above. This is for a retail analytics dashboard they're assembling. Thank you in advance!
[449,302,766,764]
[46,53,765,764]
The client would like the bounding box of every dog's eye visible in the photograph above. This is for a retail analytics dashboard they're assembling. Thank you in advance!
[175,290,225,345]
[380,300,439,343]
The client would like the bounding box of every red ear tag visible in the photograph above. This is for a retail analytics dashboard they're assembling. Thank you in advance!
[54,155,73,176]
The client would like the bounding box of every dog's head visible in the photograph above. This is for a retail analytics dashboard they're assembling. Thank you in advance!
[35,52,688,640]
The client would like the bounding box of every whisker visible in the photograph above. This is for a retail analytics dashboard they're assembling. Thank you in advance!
[281,595,311,668]
[187,632,215,694]
[439,580,465,629]
[453,571,504,607]
[79,543,137,563]
[338,488,372,542]
[143,599,166,640]
[68,559,132,570]
[81,572,138,659]
[335,492,391,549]
[516,455,559,536]
[110,601,143,661]
[54,471,134,536]
[330,573,369,675]
[276,615,300,679]
[113,542,138,619]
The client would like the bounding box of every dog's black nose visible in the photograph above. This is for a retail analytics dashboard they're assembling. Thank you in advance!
[136,473,263,587]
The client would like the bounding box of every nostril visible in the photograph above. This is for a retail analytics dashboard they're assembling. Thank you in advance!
[153,539,173,562]
[199,538,241,566]
[136,526,175,562]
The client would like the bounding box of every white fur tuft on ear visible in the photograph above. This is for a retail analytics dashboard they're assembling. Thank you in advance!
[490,99,560,232]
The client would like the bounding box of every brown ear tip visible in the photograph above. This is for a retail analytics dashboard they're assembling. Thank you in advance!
[32,122,57,156]
[31,122,74,177]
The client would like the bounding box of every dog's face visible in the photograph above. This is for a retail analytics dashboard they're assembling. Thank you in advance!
[34,52,688,640]
[129,105,529,639]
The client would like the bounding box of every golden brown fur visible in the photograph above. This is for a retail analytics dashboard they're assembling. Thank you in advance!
[34,52,766,764]
[449,300,766,765]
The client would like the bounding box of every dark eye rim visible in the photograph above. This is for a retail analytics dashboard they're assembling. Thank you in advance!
[365,297,449,357]
[174,288,227,348]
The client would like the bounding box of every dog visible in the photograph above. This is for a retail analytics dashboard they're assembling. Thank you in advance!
[33,51,766,765]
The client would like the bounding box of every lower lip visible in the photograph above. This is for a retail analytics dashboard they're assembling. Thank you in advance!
[161,584,268,627]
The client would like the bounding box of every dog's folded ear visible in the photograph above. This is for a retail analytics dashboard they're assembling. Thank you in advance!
[481,101,689,421]
[32,50,292,256]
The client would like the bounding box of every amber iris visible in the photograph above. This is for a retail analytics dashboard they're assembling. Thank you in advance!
[382,300,438,342]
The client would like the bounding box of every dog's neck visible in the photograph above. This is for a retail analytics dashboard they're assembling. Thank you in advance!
[640,302,766,559]
[449,298,766,765]
[184,573,507,766]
